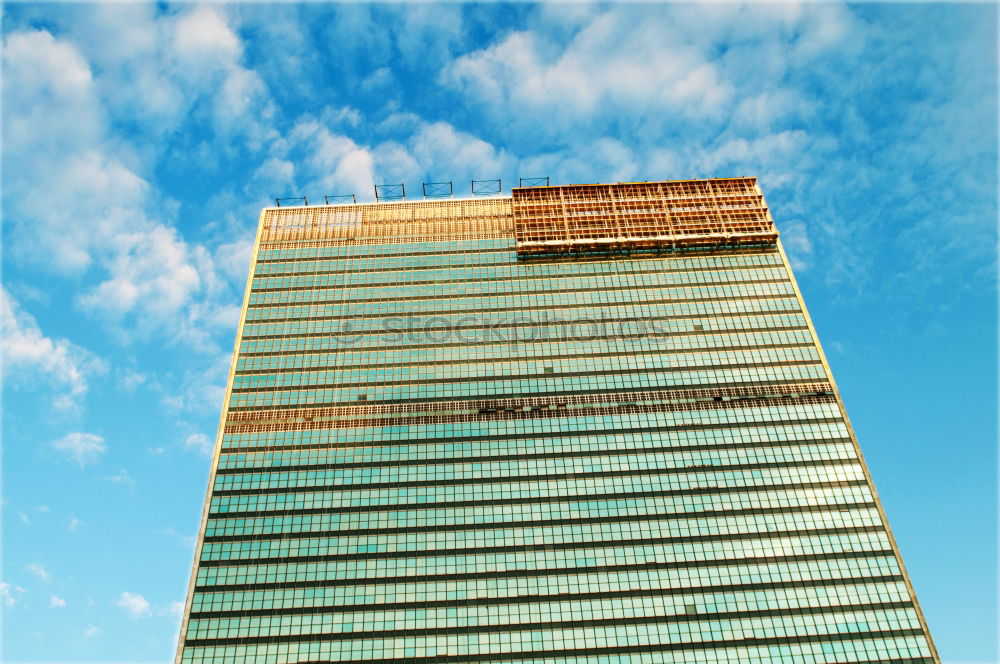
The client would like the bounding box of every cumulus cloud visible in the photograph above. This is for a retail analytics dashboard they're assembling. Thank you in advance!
[50,594,67,608]
[184,433,214,457]
[1,288,104,410]
[52,432,107,468]
[115,591,151,618]
[1,582,26,608]
[84,624,101,638]
[26,563,52,582]
[2,24,251,350]
[442,15,731,130]
[289,119,376,198]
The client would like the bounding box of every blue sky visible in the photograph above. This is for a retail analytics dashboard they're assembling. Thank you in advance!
[1,3,996,663]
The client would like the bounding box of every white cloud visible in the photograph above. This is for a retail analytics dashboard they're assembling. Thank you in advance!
[53,432,107,468]
[1,582,26,607]
[214,238,255,284]
[172,6,241,64]
[289,119,376,198]
[781,220,814,271]
[406,122,507,182]
[161,352,231,416]
[105,468,136,487]
[76,225,204,328]
[118,368,148,394]
[169,600,185,616]
[50,594,67,608]
[68,515,84,533]
[442,16,731,127]
[1,288,104,410]
[26,563,52,583]
[2,26,249,350]
[115,591,151,618]
[83,624,101,638]
[184,433,214,457]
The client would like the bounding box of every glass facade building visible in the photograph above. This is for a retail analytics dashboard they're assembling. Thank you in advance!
[175,179,938,664]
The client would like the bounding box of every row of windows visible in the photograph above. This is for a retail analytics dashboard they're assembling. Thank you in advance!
[190,581,911,622]
[196,531,894,588]
[258,237,512,260]
[182,634,932,663]
[182,634,932,664]
[220,419,849,454]
[207,487,873,536]
[235,330,816,372]
[244,284,797,322]
[211,448,861,492]
[217,437,851,478]
[248,269,791,304]
[211,464,864,511]
[227,365,827,408]
[253,246,782,275]
[187,599,918,644]
[253,247,779,274]
[231,348,821,390]
[211,463,866,505]
[190,560,904,614]
[253,244,778,267]
[250,254,785,285]
[238,314,809,353]
[250,265,790,295]
[214,439,855,486]
[182,611,923,657]
[241,298,802,337]
[199,508,886,561]
[207,483,873,535]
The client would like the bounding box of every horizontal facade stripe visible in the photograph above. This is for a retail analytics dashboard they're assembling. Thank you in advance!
[252,248,780,272]
[208,480,868,519]
[239,324,812,355]
[213,437,851,475]
[234,342,815,376]
[225,377,830,411]
[223,396,837,430]
[240,292,798,324]
[236,336,815,370]
[221,416,846,451]
[205,483,873,527]
[193,549,897,592]
[245,280,794,312]
[240,312,808,342]
[228,359,824,395]
[210,456,862,495]
[183,626,924,650]
[248,273,790,300]
[196,524,889,567]
[187,598,913,630]
[201,501,878,542]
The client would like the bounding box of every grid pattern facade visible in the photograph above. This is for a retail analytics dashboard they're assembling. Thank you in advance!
[176,180,938,664]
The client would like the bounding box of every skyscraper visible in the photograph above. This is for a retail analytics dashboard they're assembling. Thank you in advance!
[175,178,938,664]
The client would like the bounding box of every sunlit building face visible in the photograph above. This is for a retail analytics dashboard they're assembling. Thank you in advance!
[174,179,938,664]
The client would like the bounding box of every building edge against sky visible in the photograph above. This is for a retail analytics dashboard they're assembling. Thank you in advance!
[174,178,939,663]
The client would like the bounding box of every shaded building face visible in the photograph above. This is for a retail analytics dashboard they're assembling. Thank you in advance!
[176,180,938,663]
